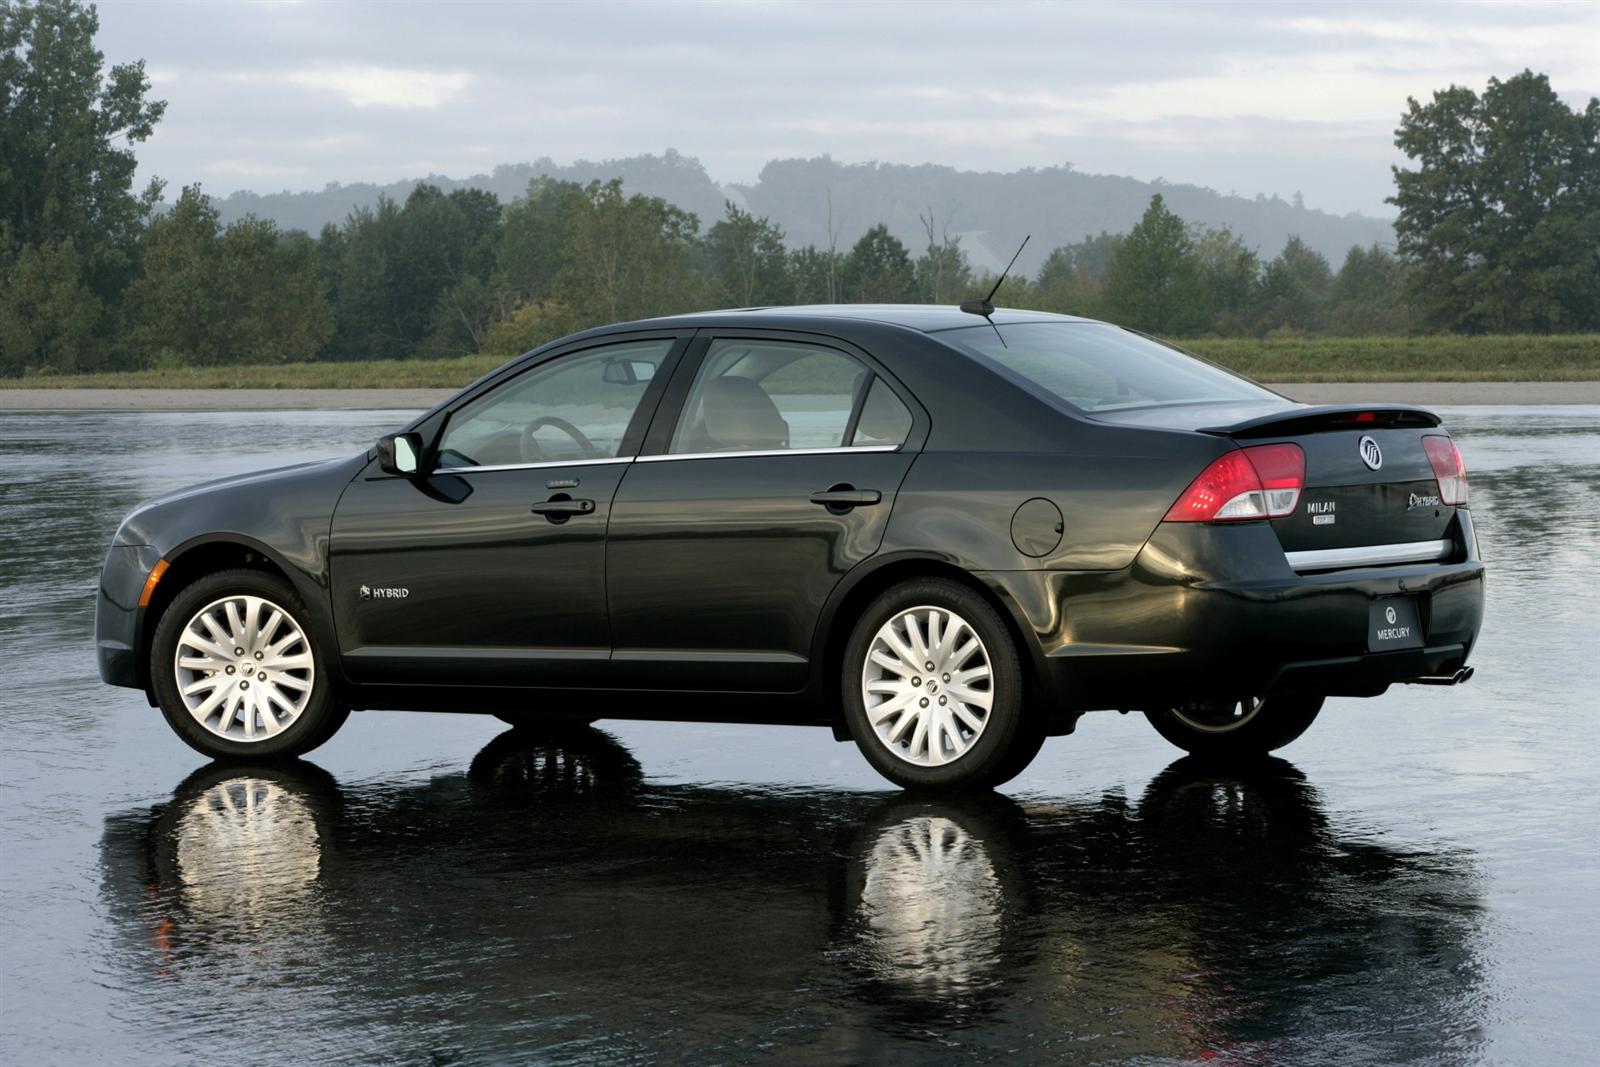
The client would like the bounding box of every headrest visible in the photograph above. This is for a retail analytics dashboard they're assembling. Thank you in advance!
[700,376,789,451]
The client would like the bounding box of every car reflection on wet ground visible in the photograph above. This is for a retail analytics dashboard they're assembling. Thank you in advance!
[101,733,1482,1064]
[2,406,1598,1064]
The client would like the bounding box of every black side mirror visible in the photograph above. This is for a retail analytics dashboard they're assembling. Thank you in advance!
[376,432,423,476]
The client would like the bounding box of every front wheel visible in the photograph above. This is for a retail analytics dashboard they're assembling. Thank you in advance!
[1143,694,1324,759]
[842,578,1034,791]
[151,569,346,760]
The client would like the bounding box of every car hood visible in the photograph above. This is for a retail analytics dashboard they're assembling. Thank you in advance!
[113,454,365,545]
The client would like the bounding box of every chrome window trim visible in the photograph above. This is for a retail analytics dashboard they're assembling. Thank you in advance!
[433,456,635,475]
[637,445,900,463]
[1285,538,1453,573]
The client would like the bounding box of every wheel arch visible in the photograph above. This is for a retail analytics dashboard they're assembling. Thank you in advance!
[813,552,1054,741]
[136,535,333,697]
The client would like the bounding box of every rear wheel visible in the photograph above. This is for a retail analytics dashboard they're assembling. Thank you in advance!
[843,578,1035,791]
[151,569,345,760]
[1143,694,1323,759]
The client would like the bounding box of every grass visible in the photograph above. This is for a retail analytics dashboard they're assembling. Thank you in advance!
[3,334,1597,389]
[1180,334,1600,382]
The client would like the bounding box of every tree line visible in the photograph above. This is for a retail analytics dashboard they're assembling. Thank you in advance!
[3,0,1596,377]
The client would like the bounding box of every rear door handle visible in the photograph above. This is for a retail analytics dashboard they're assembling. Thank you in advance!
[809,488,882,508]
[531,498,595,516]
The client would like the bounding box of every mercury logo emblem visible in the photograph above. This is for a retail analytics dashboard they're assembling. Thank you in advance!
[1385,606,1397,625]
[1358,435,1383,471]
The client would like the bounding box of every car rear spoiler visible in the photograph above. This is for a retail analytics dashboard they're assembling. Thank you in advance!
[1201,403,1442,439]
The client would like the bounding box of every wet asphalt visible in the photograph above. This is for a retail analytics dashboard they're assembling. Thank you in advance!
[1,406,1597,1065]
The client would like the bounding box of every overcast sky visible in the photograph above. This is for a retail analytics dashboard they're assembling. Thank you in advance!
[95,0,1598,218]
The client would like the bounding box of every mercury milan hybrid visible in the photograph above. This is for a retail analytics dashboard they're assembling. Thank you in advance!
[96,306,1484,789]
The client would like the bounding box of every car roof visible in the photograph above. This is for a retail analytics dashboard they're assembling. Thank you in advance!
[599,304,1097,335]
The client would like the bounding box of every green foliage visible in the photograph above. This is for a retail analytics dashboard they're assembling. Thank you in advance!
[705,201,789,306]
[786,245,840,304]
[1326,244,1413,335]
[0,238,106,375]
[840,224,916,302]
[127,186,330,364]
[1103,195,1209,334]
[1192,226,1259,334]
[913,208,973,303]
[552,179,707,325]
[1,0,164,372]
[3,9,1595,378]
[1255,236,1333,334]
[482,300,573,357]
[1391,70,1600,332]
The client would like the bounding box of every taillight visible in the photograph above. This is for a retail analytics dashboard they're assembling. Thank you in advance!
[1422,434,1468,505]
[1163,443,1305,522]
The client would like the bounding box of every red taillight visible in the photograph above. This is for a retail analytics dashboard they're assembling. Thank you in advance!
[1164,443,1305,522]
[1422,434,1468,505]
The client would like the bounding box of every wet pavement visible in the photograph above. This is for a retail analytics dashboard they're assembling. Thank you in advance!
[1,406,1597,1065]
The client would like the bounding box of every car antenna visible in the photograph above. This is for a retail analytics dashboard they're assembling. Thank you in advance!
[960,234,1029,347]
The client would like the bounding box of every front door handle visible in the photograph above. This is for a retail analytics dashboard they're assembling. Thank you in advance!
[531,497,595,518]
[809,488,882,508]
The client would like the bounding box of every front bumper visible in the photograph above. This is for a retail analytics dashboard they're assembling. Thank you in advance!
[987,511,1485,712]
[96,544,163,689]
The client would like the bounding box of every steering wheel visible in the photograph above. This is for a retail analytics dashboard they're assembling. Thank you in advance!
[520,416,600,463]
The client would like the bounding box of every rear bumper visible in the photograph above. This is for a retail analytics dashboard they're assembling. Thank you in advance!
[96,544,162,690]
[985,510,1485,711]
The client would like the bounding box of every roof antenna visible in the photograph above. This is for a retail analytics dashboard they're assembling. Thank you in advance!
[961,234,1029,347]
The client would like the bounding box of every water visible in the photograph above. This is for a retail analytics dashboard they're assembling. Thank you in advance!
[2,406,1597,1065]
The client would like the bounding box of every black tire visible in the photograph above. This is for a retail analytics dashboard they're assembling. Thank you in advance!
[151,568,345,760]
[1143,694,1324,760]
[842,577,1033,791]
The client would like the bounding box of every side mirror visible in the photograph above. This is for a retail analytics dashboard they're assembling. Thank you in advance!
[376,432,422,476]
[602,359,656,385]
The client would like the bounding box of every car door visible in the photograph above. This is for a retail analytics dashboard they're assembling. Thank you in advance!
[606,331,926,691]
[330,334,687,688]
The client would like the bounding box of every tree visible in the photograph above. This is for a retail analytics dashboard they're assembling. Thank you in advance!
[1327,244,1412,335]
[914,207,973,304]
[1,0,165,275]
[1192,226,1259,334]
[0,238,105,375]
[1037,232,1123,285]
[705,201,789,306]
[128,186,330,364]
[786,245,840,304]
[1255,236,1333,334]
[553,179,706,326]
[128,186,225,363]
[839,224,915,302]
[496,178,587,307]
[1390,70,1600,332]
[214,221,332,363]
[1102,195,1208,334]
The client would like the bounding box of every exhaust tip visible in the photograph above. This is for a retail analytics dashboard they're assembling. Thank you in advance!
[1405,665,1476,686]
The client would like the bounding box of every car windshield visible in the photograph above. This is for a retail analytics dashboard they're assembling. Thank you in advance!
[943,322,1278,413]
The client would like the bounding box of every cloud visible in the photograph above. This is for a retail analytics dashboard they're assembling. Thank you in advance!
[280,66,470,109]
[91,0,1600,216]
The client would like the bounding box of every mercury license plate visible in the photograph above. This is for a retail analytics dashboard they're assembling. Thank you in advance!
[1369,597,1424,652]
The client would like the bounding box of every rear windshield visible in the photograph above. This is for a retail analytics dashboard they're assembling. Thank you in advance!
[943,322,1278,413]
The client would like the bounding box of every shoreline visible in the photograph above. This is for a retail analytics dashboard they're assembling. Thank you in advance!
[1,381,1599,412]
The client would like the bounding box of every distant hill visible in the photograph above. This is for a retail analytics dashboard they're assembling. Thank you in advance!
[211,150,1396,276]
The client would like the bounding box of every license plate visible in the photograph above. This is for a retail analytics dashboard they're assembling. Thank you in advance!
[1369,597,1424,652]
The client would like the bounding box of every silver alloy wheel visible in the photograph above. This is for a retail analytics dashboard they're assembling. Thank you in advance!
[861,605,993,767]
[173,595,315,742]
[1170,696,1266,734]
